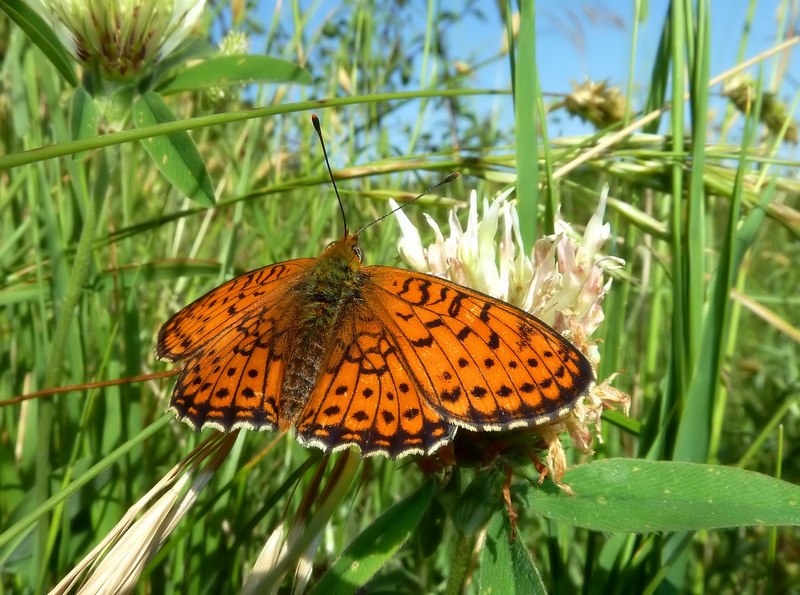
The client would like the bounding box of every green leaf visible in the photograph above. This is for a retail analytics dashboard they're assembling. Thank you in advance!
[452,469,502,535]
[416,494,446,558]
[69,87,98,160]
[147,37,216,90]
[132,91,215,207]
[0,0,79,87]
[310,481,435,594]
[511,0,541,244]
[523,459,800,532]
[478,511,546,595]
[157,55,313,95]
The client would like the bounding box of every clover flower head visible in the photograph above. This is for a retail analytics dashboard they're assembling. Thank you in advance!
[35,0,205,82]
[391,186,629,484]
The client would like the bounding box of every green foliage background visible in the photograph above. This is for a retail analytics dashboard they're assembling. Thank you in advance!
[1,1,799,593]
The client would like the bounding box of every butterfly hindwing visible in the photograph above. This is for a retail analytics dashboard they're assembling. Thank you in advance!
[158,259,313,431]
[366,267,595,429]
[295,309,455,457]
[170,302,302,431]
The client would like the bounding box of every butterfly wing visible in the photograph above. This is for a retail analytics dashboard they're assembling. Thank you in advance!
[159,251,593,453]
[157,260,313,360]
[294,306,456,458]
[363,267,595,430]
[294,266,593,458]
[157,260,313,431]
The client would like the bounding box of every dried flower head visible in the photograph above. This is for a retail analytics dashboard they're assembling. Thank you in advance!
[722,74,798,144]
[563,79,627,129]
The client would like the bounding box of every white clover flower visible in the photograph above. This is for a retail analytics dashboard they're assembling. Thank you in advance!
[391,186,629,484]
[33,0,205,81]
[392,187,624,351]
[390,188,518,298]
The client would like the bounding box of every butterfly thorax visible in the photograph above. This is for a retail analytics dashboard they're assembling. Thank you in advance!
[279,233,365,427]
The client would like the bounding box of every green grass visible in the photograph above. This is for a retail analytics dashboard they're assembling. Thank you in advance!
[1,1,799,593]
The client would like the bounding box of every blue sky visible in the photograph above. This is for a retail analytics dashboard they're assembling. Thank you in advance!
[249,1,798,150]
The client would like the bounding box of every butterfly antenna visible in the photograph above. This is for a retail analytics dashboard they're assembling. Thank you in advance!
[312,114,349,234]
[358,172,460,234]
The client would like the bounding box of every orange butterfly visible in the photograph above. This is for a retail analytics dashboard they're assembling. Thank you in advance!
[157,121,594,458]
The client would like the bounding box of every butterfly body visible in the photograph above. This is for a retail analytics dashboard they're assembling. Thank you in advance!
[277,236,366,425]
[158,232,595,457]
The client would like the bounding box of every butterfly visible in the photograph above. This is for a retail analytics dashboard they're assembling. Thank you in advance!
[157,119,594,459]
[157,227,595,458]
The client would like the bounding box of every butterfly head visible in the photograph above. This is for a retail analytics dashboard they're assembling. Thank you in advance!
[323,230,363,266]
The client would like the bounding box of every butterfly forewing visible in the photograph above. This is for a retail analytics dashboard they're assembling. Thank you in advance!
[367,267,595,429]
[157,260,313,360]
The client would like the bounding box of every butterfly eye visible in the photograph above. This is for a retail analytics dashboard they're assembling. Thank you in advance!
[352,245,363,261]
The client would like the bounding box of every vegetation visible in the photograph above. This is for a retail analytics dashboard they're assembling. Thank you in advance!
[1,1,798,593]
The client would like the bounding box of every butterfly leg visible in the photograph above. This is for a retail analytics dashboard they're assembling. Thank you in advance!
[502,465,519,541]
[526,448,550,485]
